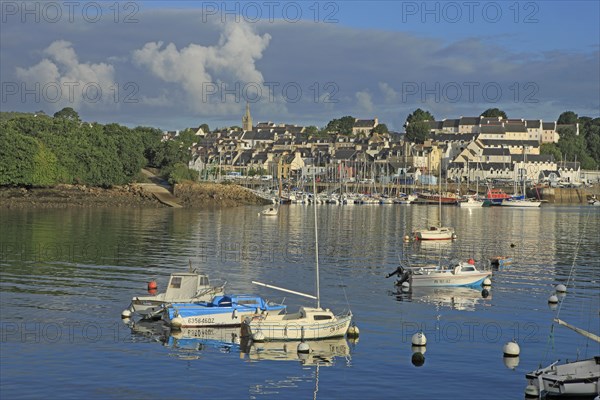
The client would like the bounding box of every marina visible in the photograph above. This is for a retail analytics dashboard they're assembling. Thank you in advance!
[1,204,598,399]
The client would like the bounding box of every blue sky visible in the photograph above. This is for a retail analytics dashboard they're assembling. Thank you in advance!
[1,1,598,131]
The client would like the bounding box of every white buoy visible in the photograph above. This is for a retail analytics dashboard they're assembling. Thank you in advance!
[403,235,410,242]
[121,309,132,319]
[483,278,492,286]
[548,294,559,304]
[297,342,310,354]
[171,316,184,329]
[452,233,457,239]
[401,281,410,289]
[412,332,427,346]
[524,384,539,398]
[252,331,265,342]
[548,302,558,311]
[503,340,520,357]
[347,325,360,338]
[555,284,567,293]
[503,356,519,370]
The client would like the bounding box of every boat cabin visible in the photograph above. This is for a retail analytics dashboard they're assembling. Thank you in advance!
[165,272,211,300]
[299,307,335,321]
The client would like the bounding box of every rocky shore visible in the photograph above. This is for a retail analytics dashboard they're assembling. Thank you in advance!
[0,182,269,209]
[0,184,162,208]
[173,182,270,207]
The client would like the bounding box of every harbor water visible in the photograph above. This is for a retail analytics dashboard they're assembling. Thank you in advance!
[1,205,599,399]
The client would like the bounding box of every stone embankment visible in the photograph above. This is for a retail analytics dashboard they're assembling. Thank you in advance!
[173,182,271,207]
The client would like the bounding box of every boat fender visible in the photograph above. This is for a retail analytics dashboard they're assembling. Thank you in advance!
[232,309,237,319]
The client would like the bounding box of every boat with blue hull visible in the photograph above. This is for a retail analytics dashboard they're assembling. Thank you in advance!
[165,294,286,329]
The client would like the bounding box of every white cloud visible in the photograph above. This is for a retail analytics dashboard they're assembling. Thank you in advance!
[355,90,373,113]
[379,82,397,103]
[16,40,117,111]
[132,21,271,115]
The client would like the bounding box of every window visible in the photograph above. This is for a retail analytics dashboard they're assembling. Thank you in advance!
[170,277,182,288]
[314,315,332,321]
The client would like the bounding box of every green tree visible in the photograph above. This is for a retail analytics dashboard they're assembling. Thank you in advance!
[540,143,562,162]
[325,116,355,135]
[372,124,389,134]
[405,108,434,124]
[481,108,507,118]
[0,131,36,185]
[405,121,431,143]
[557,111,578,125]
[304,126,319,135]
[199,123,210,133]
[53,107,80,122]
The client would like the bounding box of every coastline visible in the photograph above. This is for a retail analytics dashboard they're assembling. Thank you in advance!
[0,183,270,209]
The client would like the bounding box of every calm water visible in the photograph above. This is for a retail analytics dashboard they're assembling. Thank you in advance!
[1,204,599,399]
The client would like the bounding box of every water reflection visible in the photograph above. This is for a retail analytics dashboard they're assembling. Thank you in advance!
[245,337,351,366]
[128,321,353,367]
[392,287,492,311]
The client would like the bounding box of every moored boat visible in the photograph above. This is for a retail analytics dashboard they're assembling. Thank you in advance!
[525,356,600,397]
[165,294,286,328]
[123,266,225,319]
[458,196,484,208]
[386,259,491,287]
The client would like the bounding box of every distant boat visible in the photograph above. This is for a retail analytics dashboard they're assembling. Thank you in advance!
[123,264,225,319]
[165,294,286,328]
[588,195,600,206]
[458,195,484,208]
[387,259,491,287]
[500,198,541,207]
[489,256,513,269]
[259,206,279,216]
[416,191,459,205]
[483,188,524,206]
[414,163,456,240]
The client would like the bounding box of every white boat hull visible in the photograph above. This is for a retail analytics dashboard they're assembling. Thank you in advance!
[243,308,352,341]
[501,199,541,207]
[410,271,490,287]
[414,227,455,240]
[526,357,600,396]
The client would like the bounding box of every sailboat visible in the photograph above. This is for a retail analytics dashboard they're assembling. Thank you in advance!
[501,147,541,207]
[525,212,599,397]
[414,161,456,240]
[242,168,353,341]
[525,319,599,397]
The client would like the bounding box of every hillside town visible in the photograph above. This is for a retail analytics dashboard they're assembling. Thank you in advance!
[166,105,595,187]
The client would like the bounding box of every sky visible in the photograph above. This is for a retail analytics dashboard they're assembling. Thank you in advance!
[1,1,599,131]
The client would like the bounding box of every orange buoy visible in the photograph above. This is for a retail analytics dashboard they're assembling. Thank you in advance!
[147,288,157,296]
[147,280,158,291]
[468,258,475,265]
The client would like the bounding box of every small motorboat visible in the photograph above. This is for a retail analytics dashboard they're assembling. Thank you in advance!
[164,294,286,329]
[386,259,491,288]
[259,206,279,216]
[123,264,225,320]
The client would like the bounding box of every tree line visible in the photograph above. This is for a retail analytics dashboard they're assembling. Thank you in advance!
[0,108,196,187]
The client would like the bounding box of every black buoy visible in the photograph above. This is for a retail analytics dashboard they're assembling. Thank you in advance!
[510,243,516,248]
[482,288,490,298]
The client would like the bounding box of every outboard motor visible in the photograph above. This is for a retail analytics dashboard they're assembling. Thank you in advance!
[395,270,411,286]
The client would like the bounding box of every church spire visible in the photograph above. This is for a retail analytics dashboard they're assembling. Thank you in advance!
[242,102,253,131]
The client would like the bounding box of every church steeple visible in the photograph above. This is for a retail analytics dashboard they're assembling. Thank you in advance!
[242,102,253,131]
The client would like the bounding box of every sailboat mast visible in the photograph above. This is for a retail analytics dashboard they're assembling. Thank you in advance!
[438,156,442,226]
[313,165,320,309]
